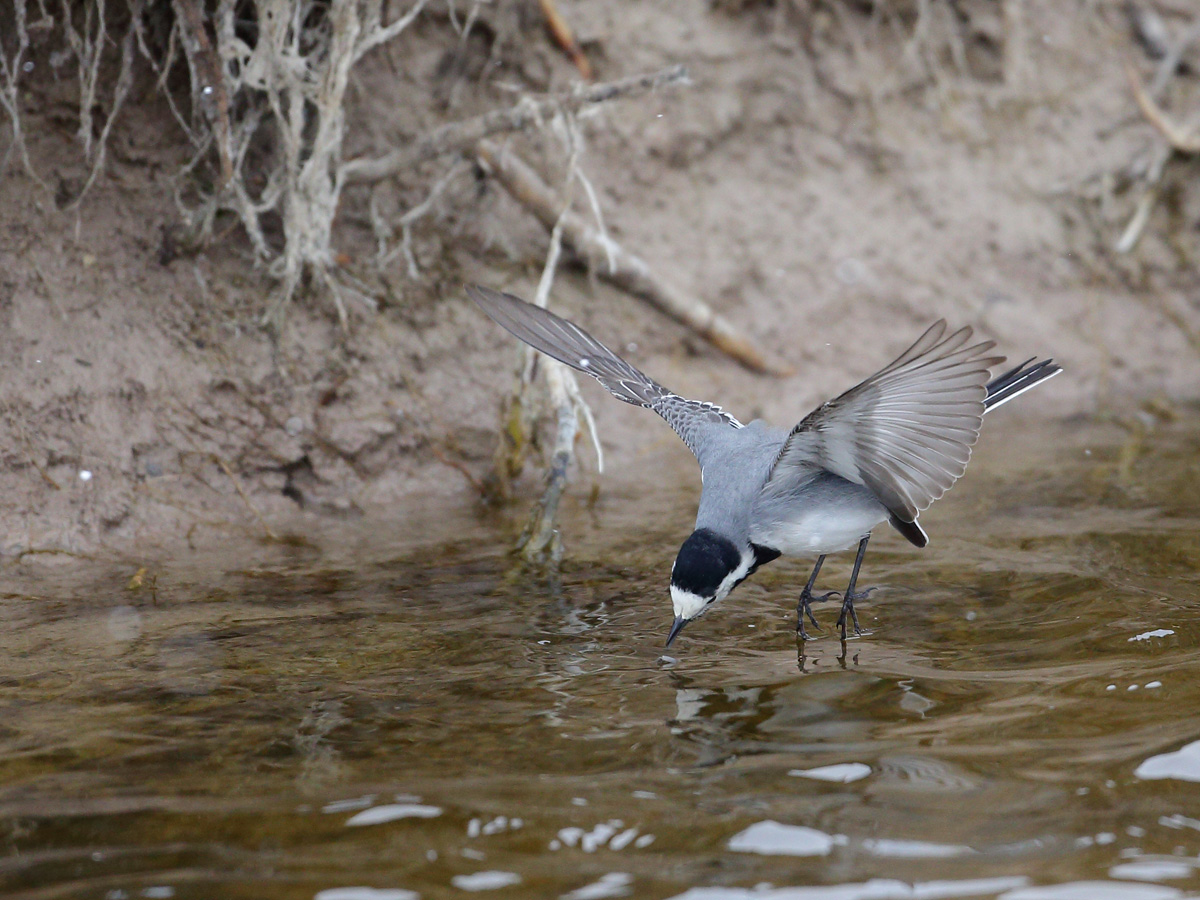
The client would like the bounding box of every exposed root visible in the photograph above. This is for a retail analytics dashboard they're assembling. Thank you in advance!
[1,0,142,201]
[163,0,435,322]
[6,7,687,331]
[171,0,233,185]
[0,0,47,184]
[1055,15,1200,358]
[6,0,438,316]
[66,0,142,209]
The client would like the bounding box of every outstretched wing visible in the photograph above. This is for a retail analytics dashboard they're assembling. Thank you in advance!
[767,320,1005,524]
[468,286,741,460]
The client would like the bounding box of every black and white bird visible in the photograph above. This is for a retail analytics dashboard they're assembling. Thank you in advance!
[468,285,1061,645]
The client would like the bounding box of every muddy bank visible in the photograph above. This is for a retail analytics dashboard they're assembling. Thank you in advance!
[1,1,1198,562]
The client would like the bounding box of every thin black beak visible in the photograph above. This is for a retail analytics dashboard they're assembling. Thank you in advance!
[666,615,688,647]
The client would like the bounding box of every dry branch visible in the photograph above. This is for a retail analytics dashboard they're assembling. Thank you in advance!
[475,139,788,376]
[342,65,689,184]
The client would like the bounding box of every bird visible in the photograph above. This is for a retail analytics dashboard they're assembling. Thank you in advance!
[467,285,1061,646]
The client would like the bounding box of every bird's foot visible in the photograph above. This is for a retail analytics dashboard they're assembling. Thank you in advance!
[796,588,840,640]
[836,587,877,640]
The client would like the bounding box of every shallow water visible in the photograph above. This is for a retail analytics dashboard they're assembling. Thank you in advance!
[2,413,1200,900]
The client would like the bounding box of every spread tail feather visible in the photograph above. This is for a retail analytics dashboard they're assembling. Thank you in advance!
[984,358,1061,412]
[889,515,928,548]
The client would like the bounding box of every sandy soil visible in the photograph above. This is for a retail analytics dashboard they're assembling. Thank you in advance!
[2,0,1198,565]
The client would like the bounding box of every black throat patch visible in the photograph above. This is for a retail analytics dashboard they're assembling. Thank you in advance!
[671,528,743,597]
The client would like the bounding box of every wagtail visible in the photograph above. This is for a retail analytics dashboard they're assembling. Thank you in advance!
[468,285,1060,645]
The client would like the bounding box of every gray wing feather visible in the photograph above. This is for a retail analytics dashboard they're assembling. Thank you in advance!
[768,319,1005,522]
[467,286,741,459]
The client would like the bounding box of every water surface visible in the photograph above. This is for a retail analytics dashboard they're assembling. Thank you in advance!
[2,413,1199,899]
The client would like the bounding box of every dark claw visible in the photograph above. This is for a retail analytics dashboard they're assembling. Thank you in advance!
[796,611,821,641]
[797,588,841,639]
[836,587,876,640]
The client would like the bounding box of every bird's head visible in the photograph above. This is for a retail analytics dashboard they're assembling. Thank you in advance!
[666,528,750,646]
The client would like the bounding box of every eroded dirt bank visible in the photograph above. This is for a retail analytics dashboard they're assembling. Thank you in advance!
[1,1,1198,565]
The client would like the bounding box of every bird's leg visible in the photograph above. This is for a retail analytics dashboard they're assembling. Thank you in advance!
[796,555,838,640]
[836,535,876,640]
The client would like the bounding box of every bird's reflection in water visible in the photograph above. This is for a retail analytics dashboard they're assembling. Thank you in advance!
[797,636,861,674]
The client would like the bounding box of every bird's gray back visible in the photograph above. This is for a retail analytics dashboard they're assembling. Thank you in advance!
[694,420,788,544]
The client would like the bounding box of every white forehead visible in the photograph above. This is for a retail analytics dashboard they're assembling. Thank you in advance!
[671,584,709,620]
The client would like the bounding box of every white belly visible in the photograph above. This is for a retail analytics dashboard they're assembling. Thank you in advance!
[752,504,887,556]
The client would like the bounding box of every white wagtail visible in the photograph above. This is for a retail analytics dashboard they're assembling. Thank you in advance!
[468,285,1061,645]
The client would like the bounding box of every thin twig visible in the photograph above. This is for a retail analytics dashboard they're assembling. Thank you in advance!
[552,118,604,473]
[1128,62,1200,154]
[68,0,142,208]
[72,0,108,161]
[1128,2,1172,61]
[1003,0,1027,90]
[1115,182,1160,253]
[428,441,485,492]
[539,0,592,80]
[342,65,689,184]
[211,453,278,540]
[1149,14,1200,99]
[377,159,471,271]
[133,2,197,144]
[475,139,789,375]
[354,0,433,64]
[572,167,613,273]
[1115,139,1170,254]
